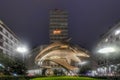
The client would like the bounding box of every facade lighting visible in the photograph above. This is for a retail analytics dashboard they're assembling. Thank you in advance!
[53,29,61,35]
[79,61,88,65]
[105,38,108,42]
[115,30,120,35]
[60,45,68,48]
[50,56,60,59]
[98,47,115,54]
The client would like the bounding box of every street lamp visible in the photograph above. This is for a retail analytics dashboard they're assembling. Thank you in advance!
[16,45,29,63]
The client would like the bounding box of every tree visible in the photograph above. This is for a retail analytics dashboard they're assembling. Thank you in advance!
[0,53,27,75]
[79,65,91,74]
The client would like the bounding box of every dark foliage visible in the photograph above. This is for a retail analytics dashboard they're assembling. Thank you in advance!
[0,53,27,75]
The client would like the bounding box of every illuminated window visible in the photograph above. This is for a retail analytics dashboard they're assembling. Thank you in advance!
[53,29,61,35]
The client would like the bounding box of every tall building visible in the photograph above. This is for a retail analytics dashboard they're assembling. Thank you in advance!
[27,9,69,75]
[49,9,68,42]
[27,10,90,76]
[0,20,20,59]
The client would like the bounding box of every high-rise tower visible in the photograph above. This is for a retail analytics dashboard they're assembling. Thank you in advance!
[49,9,68,42]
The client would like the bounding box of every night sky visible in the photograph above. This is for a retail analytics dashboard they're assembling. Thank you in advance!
[1,0,120,50]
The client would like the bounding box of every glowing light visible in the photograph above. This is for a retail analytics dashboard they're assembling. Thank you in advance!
[50,56,60,59]
[60,45,68,48]
[13,73,18,76]
[53,29,61,35]
[16,45,29,54]
[98,47,115,53]
[115,30,120,35]
[105,38,108,42]
[110,65,114,67]
[16,46,28,53]
[79,61,88,65]
[0,64,4,68]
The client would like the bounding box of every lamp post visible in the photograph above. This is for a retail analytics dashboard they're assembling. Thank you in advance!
[16,46,28,63]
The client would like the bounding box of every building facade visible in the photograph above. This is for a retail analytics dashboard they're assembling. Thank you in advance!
[49,9,68,42]
[27,9,69,75]
[0,20,20,59]
[94,22,120,76]
[96,22,120,62]
[28,9,91,76]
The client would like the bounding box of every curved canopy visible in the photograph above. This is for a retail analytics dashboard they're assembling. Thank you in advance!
[35,41,89,71]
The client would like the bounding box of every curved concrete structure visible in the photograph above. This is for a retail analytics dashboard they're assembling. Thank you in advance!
[46,58,78,71]
[35,41,89,73]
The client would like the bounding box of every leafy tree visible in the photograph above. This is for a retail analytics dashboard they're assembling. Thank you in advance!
[79,65,91,74]
[0,53,27,75]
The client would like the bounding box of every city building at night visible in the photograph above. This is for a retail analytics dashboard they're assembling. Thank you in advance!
[34,9,90,76]
[94,22,120,76]
[27,9,69,75]
[49,9,68,42]
[0,20,20,59]
[27,9,69,69]
[27,9,90,76]
[35,41,90,76]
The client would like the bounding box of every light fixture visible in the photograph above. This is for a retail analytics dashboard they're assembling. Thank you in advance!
[16,46,28,53]
[105,38,108,42]
[79,61,88,65]
[98,47,115,54]
[115,30,120,35]
[53,29,61,35]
